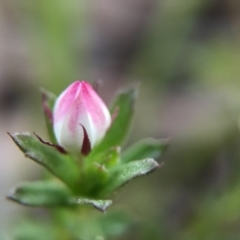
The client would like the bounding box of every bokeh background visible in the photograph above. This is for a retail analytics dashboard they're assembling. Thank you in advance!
[1,0,240,239]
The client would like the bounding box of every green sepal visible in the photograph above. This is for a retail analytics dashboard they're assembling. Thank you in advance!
[82,147,121,197]
[122,138,169,163]
[85,146,121,167]
[79,162,110,198]
[7,180,73,207]
[89,85,137,158]
[103,158,160,194]
[100,147,121,168]
[41,88,57,143]
[8,132,80,190]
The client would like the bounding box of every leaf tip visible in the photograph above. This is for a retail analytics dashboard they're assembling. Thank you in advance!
[7,132,19,144]
[7,132,13,139]
[93,199,113,212]
[161,137,171,151]
[6,194,12,201]
[6,187,18,203]
[144,158,160,172]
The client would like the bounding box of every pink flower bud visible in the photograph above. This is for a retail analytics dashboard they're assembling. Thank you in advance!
[53,81,111,154]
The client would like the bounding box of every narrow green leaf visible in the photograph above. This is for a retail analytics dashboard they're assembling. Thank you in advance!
[122,138,169,163]
[103,158,160,194]
[7,181,72,207]
[7,180,112,212]
[70,198,112,212]
[41,88,57,143]
[8,132,80,189]
[89,85,137,158]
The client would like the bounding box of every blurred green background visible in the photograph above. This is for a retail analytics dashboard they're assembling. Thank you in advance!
[1,0,240,239]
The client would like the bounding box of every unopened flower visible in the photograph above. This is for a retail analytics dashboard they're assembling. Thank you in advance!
[53,81,111,154]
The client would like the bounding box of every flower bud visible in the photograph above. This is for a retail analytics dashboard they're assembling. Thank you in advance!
[53,81,111,154]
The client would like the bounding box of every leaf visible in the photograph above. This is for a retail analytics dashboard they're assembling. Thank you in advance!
[7,181,72,207]
[8,132,80,189]
[103,158,161,194]
[7,181,112,212]
[89,85,137,158]
[122,138,169,163]
[41,88,57,143]
[70,198,112,212]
